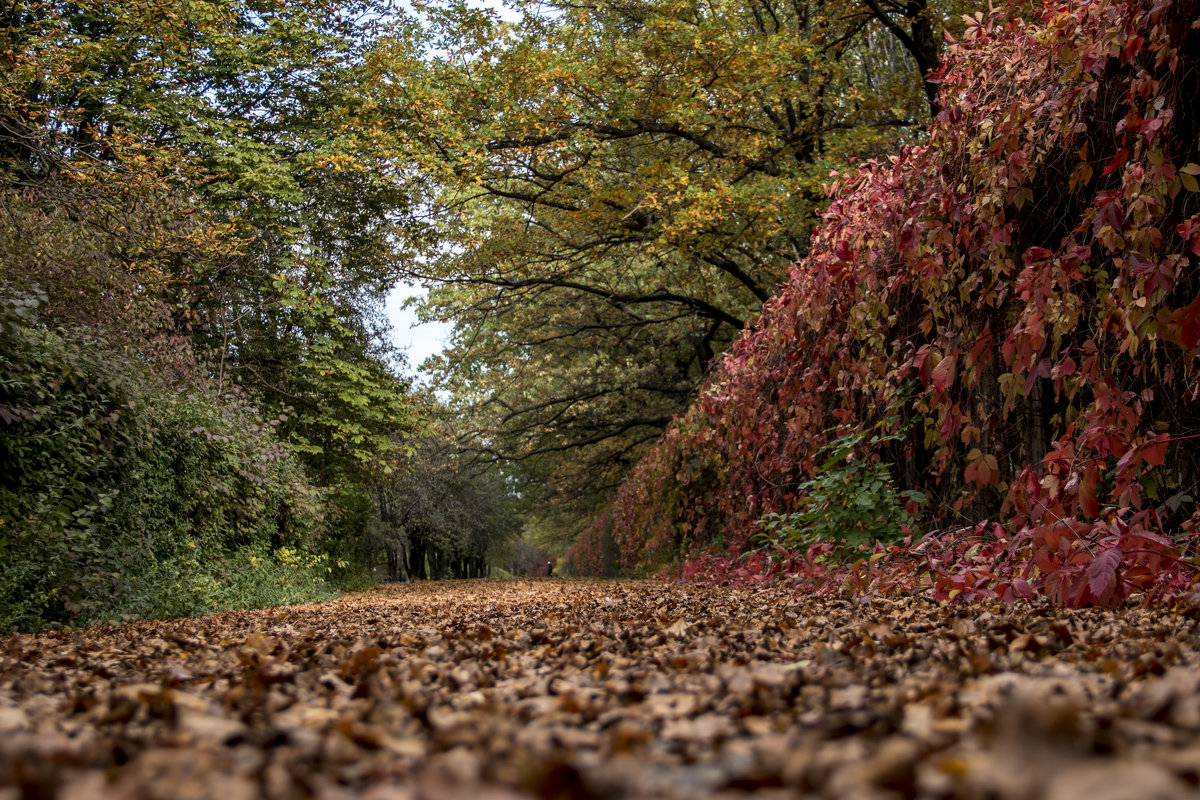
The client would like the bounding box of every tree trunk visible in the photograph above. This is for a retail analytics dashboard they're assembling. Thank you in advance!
[408,540,428,581]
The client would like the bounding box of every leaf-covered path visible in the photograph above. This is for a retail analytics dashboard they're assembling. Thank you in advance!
[4,579,1200,799]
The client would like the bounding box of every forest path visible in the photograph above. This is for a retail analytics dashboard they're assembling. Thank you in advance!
[3,579,1200,799]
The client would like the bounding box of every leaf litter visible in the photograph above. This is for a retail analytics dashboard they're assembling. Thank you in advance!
[3,579,1200,799]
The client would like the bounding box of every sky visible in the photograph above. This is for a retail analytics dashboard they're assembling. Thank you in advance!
[386,283,454,380]
[383,0,522,380]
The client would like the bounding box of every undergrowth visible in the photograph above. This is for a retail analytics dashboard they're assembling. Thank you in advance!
[0,290,339,630]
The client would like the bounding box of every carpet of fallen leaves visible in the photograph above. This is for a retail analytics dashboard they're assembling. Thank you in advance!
[4,579,1200,799]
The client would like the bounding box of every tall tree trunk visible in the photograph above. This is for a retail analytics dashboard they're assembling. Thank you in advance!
[408,540,428,581]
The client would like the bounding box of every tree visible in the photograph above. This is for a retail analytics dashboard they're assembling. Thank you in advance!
[371,437,521,581]
[1,0,425,482]
[368,0,966,517]
[0,0,429,626]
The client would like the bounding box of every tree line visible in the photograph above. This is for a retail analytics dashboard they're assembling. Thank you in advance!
[3,0,999,628]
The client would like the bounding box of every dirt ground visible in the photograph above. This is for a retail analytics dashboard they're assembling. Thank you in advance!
[3,579,1200,799]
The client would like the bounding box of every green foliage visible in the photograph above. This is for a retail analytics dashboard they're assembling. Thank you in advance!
[0,0,429,627]
[1,290,144,629]
[99,544,339,623]
[754,429,926,554]
[1,0,426,478]
[270,275,424,481]
[0,289,334,630]
[371,437,522,581]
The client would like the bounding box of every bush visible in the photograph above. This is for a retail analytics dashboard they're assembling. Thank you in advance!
[100,544,339,622]
[565,512,621,577]
[0,289,335,630]
[754,428,927,555]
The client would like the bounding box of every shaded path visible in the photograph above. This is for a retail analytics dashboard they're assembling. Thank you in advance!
[3,579,1200,798]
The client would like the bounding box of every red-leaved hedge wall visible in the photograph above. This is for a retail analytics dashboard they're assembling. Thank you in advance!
[569,0,1200,606]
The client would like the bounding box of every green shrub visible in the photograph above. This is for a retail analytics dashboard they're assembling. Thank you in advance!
[1,289,144,629]
[91,543,338,623]
[754,428,927,557]
[0,289,336,630]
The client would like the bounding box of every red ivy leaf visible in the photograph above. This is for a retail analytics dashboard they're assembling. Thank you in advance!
[1142,435,1169,467]
[1051,357,1077,379]
[913,344,933,382]
[1102,149,1129,176]
[1078,467,1099,518]
[932,353,957,394]
[1178,213,1200,256]
[835,240,853,263]
[1121,35,1145,64]
[1087,547,1121,599]
[1173,294,1200,350]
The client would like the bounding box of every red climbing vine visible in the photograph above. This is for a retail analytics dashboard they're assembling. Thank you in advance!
[569,0,1200,607]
